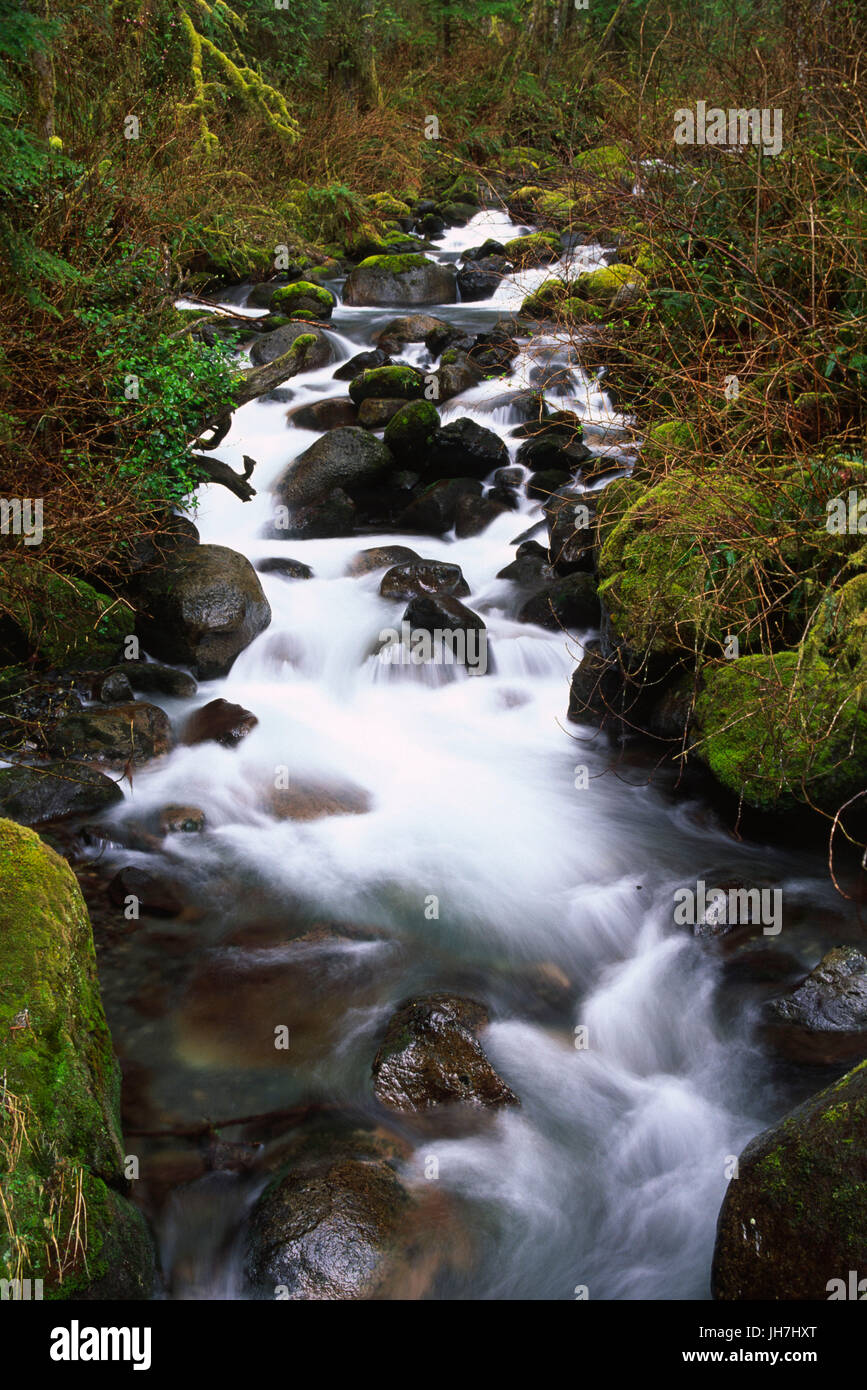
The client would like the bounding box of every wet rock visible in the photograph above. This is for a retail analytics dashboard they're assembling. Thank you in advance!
[0,759,124,826]
[383,400,440,459]
[374,315,448,355]
[454,493,510,538]
[470,327,519,375]
[134,545,271,681]
[517,425,593,475]
[255,557,314,580]
[274,428,393,509]
[245,1125,415,1300]
[268,780,372,821]
[380,561,470,602]
[357,397,406,429]
[372,994,519,1112]
[403,593,485,638]
[518,574,600,631]
[396,478,483,535]
[436,352,484,401]
[347,545,421,577]
[274,488,357,540]
[107,866,185,917]
[333,348,391,381]
[343,255,457,308]
[425,418,508,481]
[567,641,621,723]
[712,1058,867,1299]
[248,323,333,369]
[286,397,358,431]
[348,364,427,405]
[457,265,501,301]
[527,468,571,502]
[424,323,476,358]
[46,703,173,767]
[546,490,595,574]
[158,804,206,834]
[95,670,134,704]
[461,239,507,261]
[182,698,259,749]
[107,661,197,700]
[765,947,867,1064]
[496,551,551,586]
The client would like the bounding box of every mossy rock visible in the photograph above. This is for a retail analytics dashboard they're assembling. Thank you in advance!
[574,263,646,307]
[0,820,153,1296]
[560,296,605,325]
[502,233,560,268]
[343,255,457,308]
[367,193,412,219]
[441,175,479,207]
[597,468,787,658]
[3,561,131,669]
[693,649,867,812]
[573,145,633,189]
[713,1057,867,1298]
[520,277,568,317]
[348,365,426,405]
[271,280,336,319]
[640,420,700,476]
[536,190,579,224]
[384,400,440,458]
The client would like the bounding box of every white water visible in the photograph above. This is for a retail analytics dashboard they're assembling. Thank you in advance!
[96,209,840,1300]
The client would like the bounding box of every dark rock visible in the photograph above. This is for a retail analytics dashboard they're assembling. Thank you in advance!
[182,698,258,749]
[134,545,271,680]
[286,397,358,430]
[357,397,406,429]
[273,488,357,540]
[0,760,124,825]
[457,266,501,301]
[348,365,427,405]
[274,428,393,508]
[248,323,333,369]
[527,468,570,502]
[461,239,507,262]
[517,574,600,631]
[425,418,508,480]
[546,490,596,574]
[383,400,440,459]
[333,349,392,381]
[454,493,510,538]
[425,323,476,358]
[712,1059,867,1300]
[255,557,314,579]
[95,670,134,704]
[347,546,421,577]
[416,212,446,237]
[436,352,484,401]
[403,593,485,638]
[396,478,483,535]
[372,994,519,1112]
[107,866,184,917]
[342,256,457,308]
[567,641,622,723]
[470,327,519,375]
[373,315,448,355]
[108,662,197,700]
[380,561,470,602]
[46,703,173,767]
[765,947,867,1064]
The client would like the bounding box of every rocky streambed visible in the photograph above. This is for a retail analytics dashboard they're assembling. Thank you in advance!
[1,205,865,1301]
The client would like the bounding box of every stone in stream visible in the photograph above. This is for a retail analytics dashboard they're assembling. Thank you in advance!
[182,698,259,749]
[546,490,596,575]
[342,254,457,307]
[517,573,600,631]
[764,947,867,1065]
[435,351,484,401]
[373,314,449,354]
[424,323,475,358]
[357,397,406,429]
[273,427,393,509]
[383,400,440,459]
[346,545,421,577]
[45,702,173,767]
[94,669,134,704]
[158,804,206,835]
[105,660,198,700]
[268,779,372,822]
[379,560,470,602]
[526,468,571,502]
[332,348,392,381]
[454,492,510,538]
[403,592,485,638]
[244,1124,429,1300]
[424,418,509,481]
[133,544,271,681]
[255,557,314,579]
[248,322,334,369]
[461,238,507,262]
[347,364,427,405]
[0,759,124,826]
[711,1056,867,1300]
[456,264,502,301]
[372,994,519,1113]
[395,477,483,535]
[107,865,185,918]
[286,397,358,430]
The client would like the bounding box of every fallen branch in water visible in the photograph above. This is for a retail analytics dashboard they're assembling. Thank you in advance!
[191,453,257,500]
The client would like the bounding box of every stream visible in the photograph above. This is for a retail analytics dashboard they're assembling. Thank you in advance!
[85,210,853,1300]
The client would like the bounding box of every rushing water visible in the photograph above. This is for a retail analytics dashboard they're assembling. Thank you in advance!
[87,210,853,1300]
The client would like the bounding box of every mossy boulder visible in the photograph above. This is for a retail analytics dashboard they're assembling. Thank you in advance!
[560,296,605,325]
[0,820,153,1297]
[712,1057,867,1299]
[343,255,457,307]
[597,468,787,659]
[270,281,336,319]
[367,193,412,219]
[520,277,567,317]
[384,400,440,459]
[574,263,646,307]
[348,365,427,405]
[3,561,131,669]
[536,190,579,224]
[573,144,633,189]
[502,233,560,268]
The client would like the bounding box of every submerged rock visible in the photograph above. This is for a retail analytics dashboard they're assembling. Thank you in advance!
[268,779,371,821]
[517,574,600,631]
[372,994,519,1112]
[347,545,421,577]
[182,698,259,749]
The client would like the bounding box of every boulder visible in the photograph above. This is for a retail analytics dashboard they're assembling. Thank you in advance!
[248,323,333,369]
[380,561,470,602]
[372,994,519,1112]
[182,698,258,749]
[286,397,358,431]
[347,545,421,577]
[107,865,185,918]
[348,365,427,405]
[766,947,867,1064]
[712,1058,867,1300]
[517,574,600,631]
[273,488,357,540]
[383,400,440,459]
[135,545,271,680]
[343,255,457,307]
[454,493,510,538]
[106,661,197,699]
[373,315,448,355]
[274,428,393,509]
[0,760,123,826]
[457,265,501,301]
[46,702,173,767]
[425,418,508,480]
[436,352,484,401]
[332,349,391,381]
[255,557,314,580]
[269,281,336,319]
[396,478,483,535]
[403,593,485,638]
[268,779,372,821]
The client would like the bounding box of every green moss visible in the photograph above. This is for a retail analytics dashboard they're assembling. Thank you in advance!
[536,190,579,223]
[384,399,440,457]
[503,233,560,265]
[356,253,431,273]
[573,145,633,187]
[271,280,336,317]
[348,365,425,404]
[574,263,646,306]
[0,820,153,1295]
[560,296,605,324]
[3,561,131,669]
[367,193,412,219]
